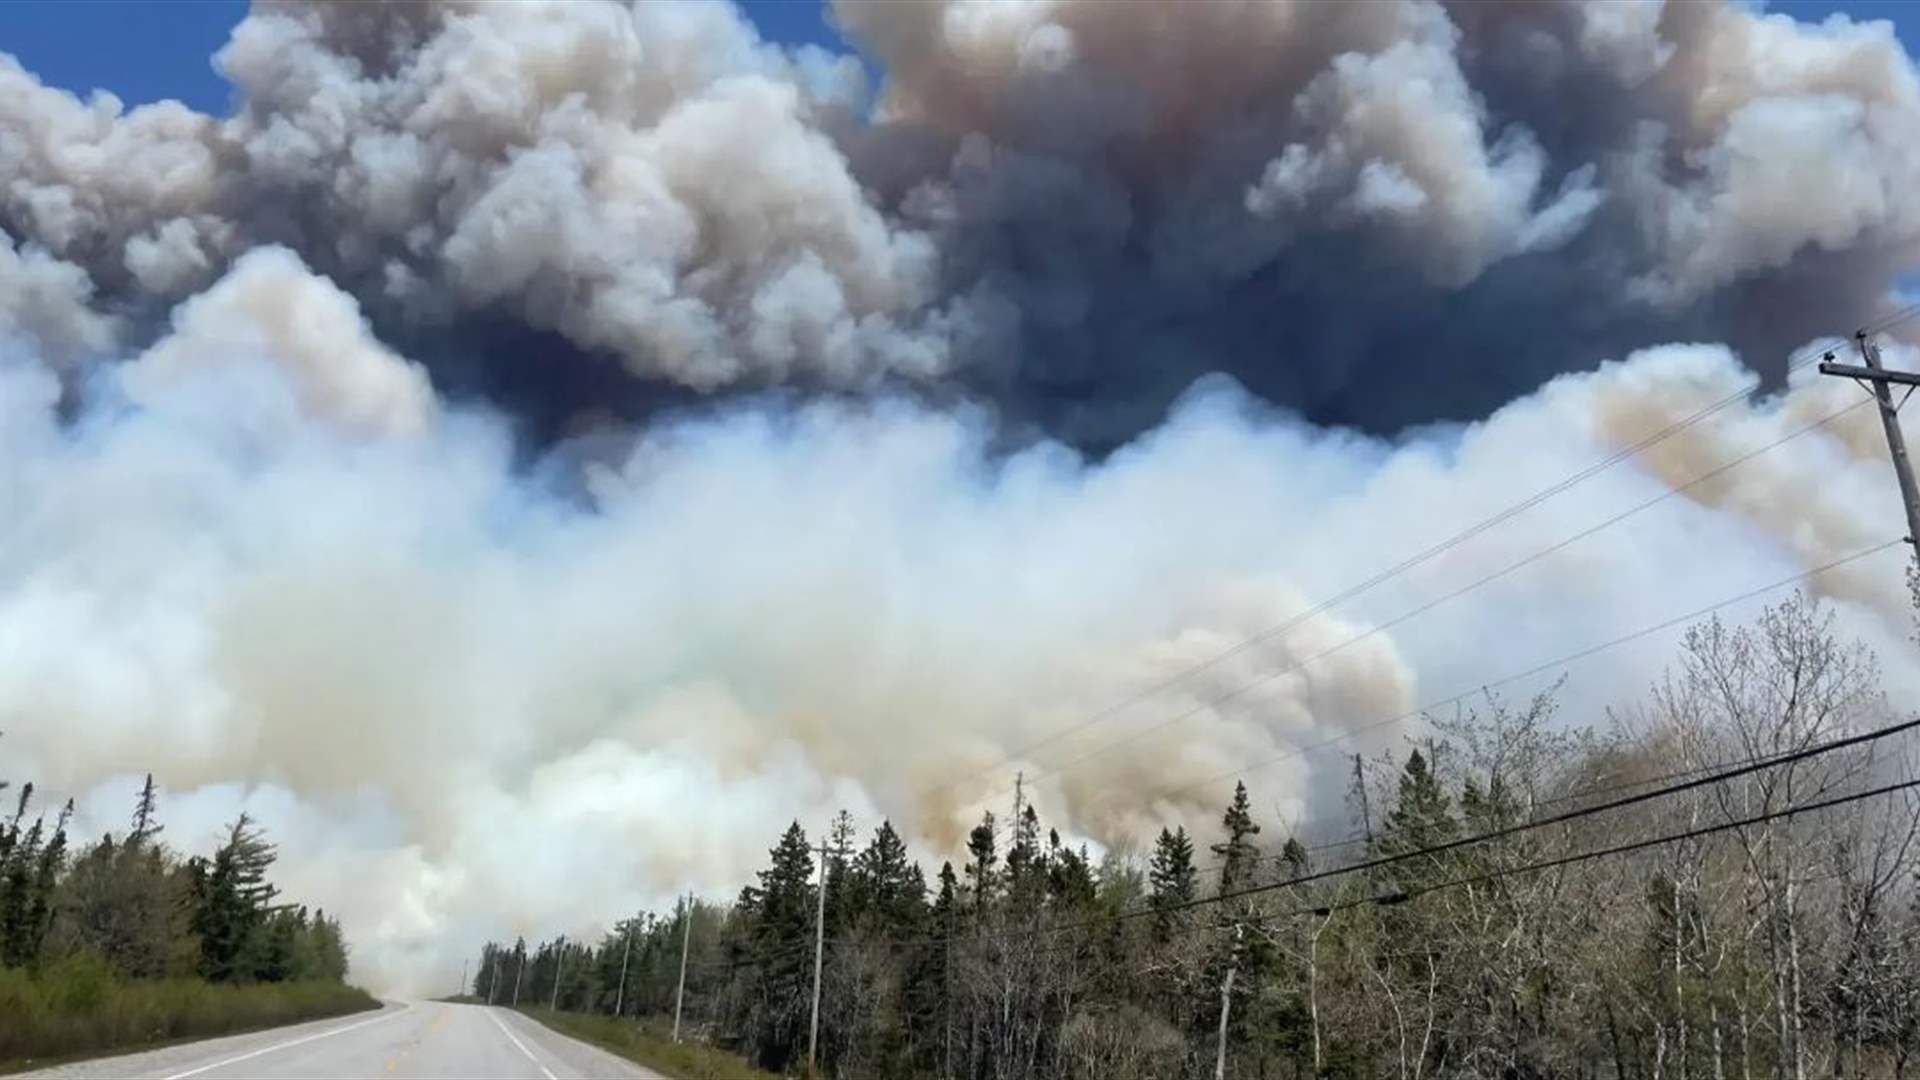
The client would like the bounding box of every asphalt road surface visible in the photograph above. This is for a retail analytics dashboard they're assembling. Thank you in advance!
[13,1002,667,1079]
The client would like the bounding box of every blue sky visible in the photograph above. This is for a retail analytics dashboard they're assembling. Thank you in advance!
[3,1,1909,117]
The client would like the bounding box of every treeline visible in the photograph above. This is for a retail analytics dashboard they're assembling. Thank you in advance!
[476,594,1920,1078]
[0,768,370,1064]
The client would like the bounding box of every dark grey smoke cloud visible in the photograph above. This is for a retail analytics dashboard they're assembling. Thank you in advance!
[4,0,1916,445]
[833,0,1920,440]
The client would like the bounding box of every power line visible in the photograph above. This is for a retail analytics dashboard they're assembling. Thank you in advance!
[1195,725,1905,876]
[837,749,1912,968]
[508,712,1919,982]
[1139,536,1900,807]
[1310,777,1920,918]
[1152,714,1920,922]
[1861,300,1920,337]
[1023,398,1870,790]
[1029,395,1866,780]
[822,708,1918,954]
[933,345,1838,804]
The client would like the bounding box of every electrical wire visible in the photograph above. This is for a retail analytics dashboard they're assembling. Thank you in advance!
[1141,536,1900,806]
[1193,723,1913,876]
[1311,777,1920,917]
[932,343,1839,804]
[1023,397,1871,790]
[812,706,1919,953]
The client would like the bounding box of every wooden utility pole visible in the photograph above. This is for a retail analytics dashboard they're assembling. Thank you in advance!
[551,936,566,1010]
[808,836,849,1077]
[1214,921,1244,1080]
[614,920,633,1018]
[1351,754,1374,843]
[511,942,525,1006]
[673,894,693,1042]
[1820,329,1920,550]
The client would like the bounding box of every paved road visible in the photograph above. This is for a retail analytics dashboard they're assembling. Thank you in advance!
[13,1002,666,1079]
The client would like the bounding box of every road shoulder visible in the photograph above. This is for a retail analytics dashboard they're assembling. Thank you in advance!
[498,1007,671,1080]
[5,1001,408,1080]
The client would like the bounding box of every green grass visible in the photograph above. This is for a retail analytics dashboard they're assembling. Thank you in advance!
[515,1006,780,1080]
[0,953,379,1073]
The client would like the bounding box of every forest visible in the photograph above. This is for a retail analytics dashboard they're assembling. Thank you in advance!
[472,593,1920,1079]
[0,768,370,1064]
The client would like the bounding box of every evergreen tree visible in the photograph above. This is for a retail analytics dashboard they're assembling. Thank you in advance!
[309,909,349,982]
[1149,827,1197,907]
[964,811,998,916]
[1280,836,1310,879]
[1211,781,1262,894]
[1149,827,1197,939]
[1,812,46,966]
[128,774,161,849]
[190,814,281,983]
[1046,830,1096,910]
[743,822,816,1070]
[852,821,925,933]
[824,809,857,931]
[1006,805,1045,908]
[904,862,961,1077]
[1380,749,1458,856]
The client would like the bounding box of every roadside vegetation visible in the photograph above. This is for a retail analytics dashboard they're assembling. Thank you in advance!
[470,593,1920,1078]
[0,769,374,1069]
[515,1007,778,1080]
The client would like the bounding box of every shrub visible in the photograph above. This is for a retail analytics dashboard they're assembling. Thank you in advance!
[0,958,378,1068]
[516,1007,780,1080]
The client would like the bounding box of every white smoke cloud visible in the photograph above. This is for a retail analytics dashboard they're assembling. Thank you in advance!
[9,307,1918,993]
[4,0,1920,1000]
[0,230,118,362]
[126,246,435,436]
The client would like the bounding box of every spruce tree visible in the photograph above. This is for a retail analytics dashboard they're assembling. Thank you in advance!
[1006,805,1045,908]
[191,814,281,983]
[1,814,44,966]
[1211,782,1262,894]
[745,822,816,1069]
[129,774,161,850]
[1149,827,1198,906]
[908,863,959,1076]
[1149,827,1197,937]
[1382,749,1457,853]
[1046,831,1096,910]
[853,821,924,933]
[825,810,857,931]
[964,811,998,916]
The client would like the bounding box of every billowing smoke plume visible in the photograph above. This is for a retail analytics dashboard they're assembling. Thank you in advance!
[7,0,1920,438]
[3,0,1919,994]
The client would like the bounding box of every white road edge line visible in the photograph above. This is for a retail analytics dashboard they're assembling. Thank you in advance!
[487,1009,559,1080]
[162,1003,411,1080]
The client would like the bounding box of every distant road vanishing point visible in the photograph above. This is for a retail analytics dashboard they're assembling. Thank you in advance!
[11,1001,666,1080]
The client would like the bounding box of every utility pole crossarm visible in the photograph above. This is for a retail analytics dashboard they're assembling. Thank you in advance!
[1819,330,1920,550]
[1816,360,1920,388]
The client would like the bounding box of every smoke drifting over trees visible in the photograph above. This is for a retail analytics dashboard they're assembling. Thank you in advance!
[2,0,1920,994]
[474,600,1920,1077]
